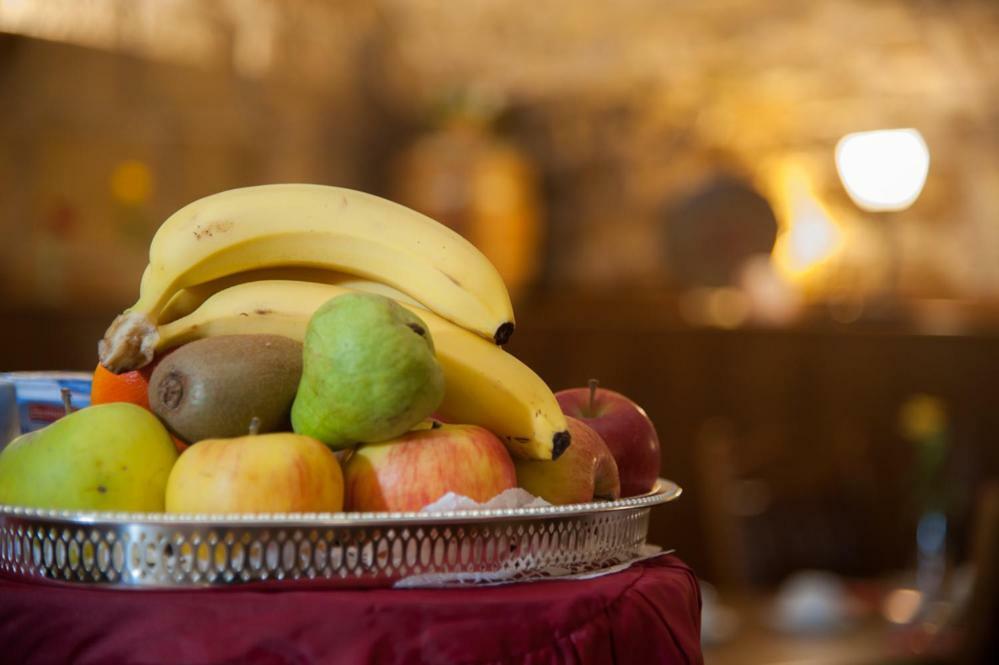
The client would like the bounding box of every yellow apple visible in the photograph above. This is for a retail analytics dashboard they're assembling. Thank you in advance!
[165,430,343,513]
[515,416,620,505]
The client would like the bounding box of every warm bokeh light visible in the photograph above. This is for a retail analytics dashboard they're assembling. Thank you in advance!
[678,287,751,329]
[707,288,750,329]
[109,160,154,205]
[784,199,839,271]
[765,159,842,285]
[899,394,947,441]
[882,588,923,624]
[835,129,930,212]
[737,255,801,326]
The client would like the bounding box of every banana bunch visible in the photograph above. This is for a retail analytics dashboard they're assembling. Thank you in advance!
[100,185,567,460]
[99,185,515,373]
[156,280,568,460]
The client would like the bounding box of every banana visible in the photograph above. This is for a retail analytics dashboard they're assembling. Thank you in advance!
[158,267,425,324]
[156,280,568,460]
[99,185,515,373]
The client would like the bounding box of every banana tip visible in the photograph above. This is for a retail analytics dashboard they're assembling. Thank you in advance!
[551,430,571,460]
[493,322,515,345]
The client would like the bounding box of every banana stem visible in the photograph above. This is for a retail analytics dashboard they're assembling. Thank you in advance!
[98,311,159,373]
[588,378,599,415]
[60,388,73,415]
[248,417,261,436]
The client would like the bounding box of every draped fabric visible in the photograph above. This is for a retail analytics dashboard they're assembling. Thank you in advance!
[0,555,701,665]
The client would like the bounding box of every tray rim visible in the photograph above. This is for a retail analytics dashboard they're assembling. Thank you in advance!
[0,478,681,528]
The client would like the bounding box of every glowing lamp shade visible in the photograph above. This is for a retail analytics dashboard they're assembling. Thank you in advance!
[835,129,930,212]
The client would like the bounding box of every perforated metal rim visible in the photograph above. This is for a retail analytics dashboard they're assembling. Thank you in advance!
[0,480,680,589]
[0,479,680,527]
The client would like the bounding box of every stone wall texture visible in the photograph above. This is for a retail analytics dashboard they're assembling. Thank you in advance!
[1,0,998,307]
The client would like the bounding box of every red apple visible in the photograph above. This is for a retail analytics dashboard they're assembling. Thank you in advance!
[556,380,661,497]
[343,423,516,512]
[515,416,620,505]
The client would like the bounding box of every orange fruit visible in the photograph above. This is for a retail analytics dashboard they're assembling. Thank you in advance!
[91,363,153,409]
[92,360,190,452]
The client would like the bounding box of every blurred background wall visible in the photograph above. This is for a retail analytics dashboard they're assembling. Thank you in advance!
[5,0,999,309]
[2,2,998,657]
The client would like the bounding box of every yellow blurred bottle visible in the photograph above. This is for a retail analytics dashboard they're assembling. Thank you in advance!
[391,108,543,298]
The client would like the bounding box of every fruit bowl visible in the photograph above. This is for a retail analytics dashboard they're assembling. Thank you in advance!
[0,479,680,589]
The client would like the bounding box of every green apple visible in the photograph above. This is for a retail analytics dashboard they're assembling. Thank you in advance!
[515,416,620,505]
[0,403,178,511]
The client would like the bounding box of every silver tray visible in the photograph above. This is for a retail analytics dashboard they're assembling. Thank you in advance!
[0,479,680,589]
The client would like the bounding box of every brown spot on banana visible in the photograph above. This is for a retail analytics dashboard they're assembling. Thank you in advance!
[192,220,234,240]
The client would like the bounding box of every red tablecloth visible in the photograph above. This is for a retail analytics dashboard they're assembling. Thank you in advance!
[0,554,701,665]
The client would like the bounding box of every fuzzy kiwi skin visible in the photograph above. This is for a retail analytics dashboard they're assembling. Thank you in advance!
[149,335,303,443]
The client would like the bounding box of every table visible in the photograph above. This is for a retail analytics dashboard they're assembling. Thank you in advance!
[703,596,890,665]
[702,591,943,665]
[0,554,702,665]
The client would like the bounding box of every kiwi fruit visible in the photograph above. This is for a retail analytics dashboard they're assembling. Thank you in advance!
[149,335,303,443]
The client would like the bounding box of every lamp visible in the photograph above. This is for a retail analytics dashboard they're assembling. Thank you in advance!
[835,129,930,212]
[835,129,930,302]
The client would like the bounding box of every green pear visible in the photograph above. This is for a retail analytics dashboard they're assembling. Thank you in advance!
[291,293,445,449]
[0,403,178,511]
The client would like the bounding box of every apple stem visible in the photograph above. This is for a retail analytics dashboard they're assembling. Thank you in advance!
[60,388,73,415]
[248,417,261,436]
[588,379,599,415]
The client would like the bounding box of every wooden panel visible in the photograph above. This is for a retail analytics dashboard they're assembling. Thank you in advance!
[508,296,999,583]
